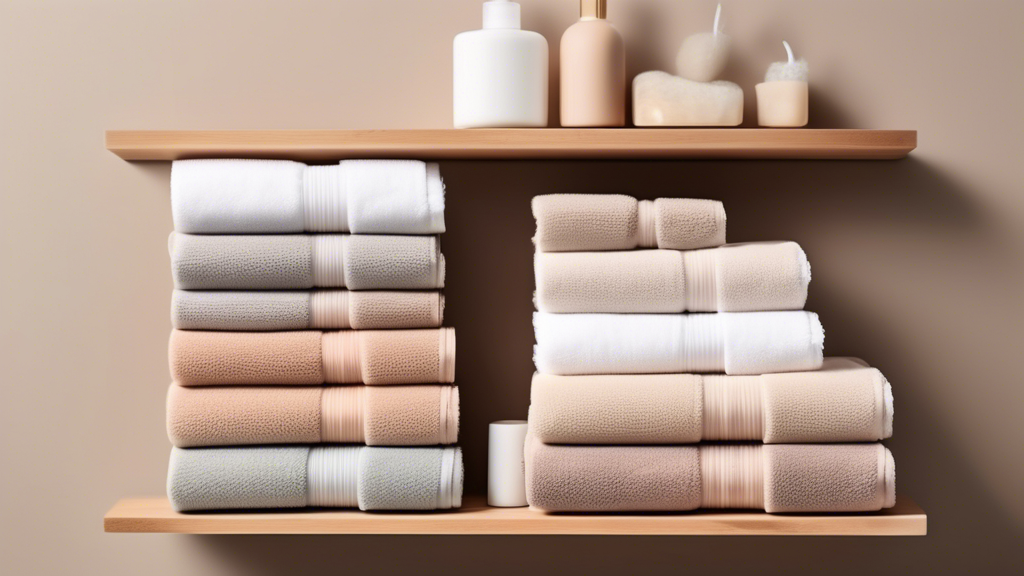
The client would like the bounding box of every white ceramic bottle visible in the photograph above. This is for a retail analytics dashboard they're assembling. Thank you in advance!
[560,0,625,126]
[453,0,549,128]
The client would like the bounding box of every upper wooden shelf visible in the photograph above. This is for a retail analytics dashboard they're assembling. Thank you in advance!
[105,129,916,161]
[104,495,926,536]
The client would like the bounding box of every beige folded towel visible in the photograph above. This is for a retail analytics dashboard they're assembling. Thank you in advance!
[529,358,892,444]
[532,194,726,252]
[525,436,895,512]
[167,384,458,447]
[172,290,444,331]
[535,242,810,313]
[169,329,455,386]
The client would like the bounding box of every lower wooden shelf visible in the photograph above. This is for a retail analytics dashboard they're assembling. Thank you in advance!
[104,494,926,536]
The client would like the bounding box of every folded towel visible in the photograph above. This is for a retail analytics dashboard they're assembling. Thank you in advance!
[525,437,895,512]
[168,445,462,512]
[529,358,892,444]
[532,194,726,252]
[534,311,823,375]
[169,233,444,290]
[535,242,810,313]
[171,159,445,234]
[172,290,444,331]
[169,328,455,386]
[167,384,459,447]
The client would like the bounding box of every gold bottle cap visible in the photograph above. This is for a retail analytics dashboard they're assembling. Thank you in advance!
[581,0,607,19]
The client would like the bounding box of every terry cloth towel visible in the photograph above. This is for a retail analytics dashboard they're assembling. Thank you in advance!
[534,311,823,376]
[172,290,444,331]
[167,384,459,447]
[171,159,445,234]
[535,242,810,313]
[524,437,895,512]
[532,194,726,252]
[168,445,463,512]
[529,358,892,444]
[169,233,444,290]
[169,328,456,386]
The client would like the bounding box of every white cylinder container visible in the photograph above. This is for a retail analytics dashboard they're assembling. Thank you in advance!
[487,420,529,507]
[453,1,549,128]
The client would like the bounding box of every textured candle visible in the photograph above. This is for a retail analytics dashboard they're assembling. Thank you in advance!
[633,71,743,126]
[756,41,809,127]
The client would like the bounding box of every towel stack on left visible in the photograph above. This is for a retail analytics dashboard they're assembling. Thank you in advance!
[163,159,462,513]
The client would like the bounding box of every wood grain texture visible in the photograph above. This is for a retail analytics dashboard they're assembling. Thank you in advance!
[105,129,917,161]
[104,495,926,535]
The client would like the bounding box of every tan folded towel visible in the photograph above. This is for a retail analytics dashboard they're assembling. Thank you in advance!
[167,384,458,447]
[169,329,455,386]
[525,436,895,512]
[529,358,892,444]
[172,290,444,331]
[532,194,726,252]
[535,241,810,313]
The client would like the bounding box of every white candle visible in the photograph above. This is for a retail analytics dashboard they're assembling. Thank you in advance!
[676,3,731,83]
[756,41,809,127]
[488,420,529,507]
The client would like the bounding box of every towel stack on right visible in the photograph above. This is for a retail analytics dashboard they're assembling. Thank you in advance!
[526,194,895,513]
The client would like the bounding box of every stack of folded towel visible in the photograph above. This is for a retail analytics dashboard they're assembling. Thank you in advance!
[164,159,462,512]
[526,194,895,513]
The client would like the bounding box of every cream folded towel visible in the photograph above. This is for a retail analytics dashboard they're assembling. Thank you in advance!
[172,290,444,331]
[169,329,456,386]
[534,311,823,375]
[529,358,892,444]
[167,384,459,447]
[170,233,444,290]
[525,437,895,512]
[168,446,462,512]
[535,242,810,313]
[171,159,445,234]
[532,194,726,252]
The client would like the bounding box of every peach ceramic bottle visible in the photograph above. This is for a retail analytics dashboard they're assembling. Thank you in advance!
[559,0,625,127]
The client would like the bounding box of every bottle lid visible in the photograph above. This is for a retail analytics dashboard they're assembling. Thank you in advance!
[580,0,607,19]
[483,0,520,30]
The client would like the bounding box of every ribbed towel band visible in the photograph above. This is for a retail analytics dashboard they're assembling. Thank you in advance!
[307,446,361,508]
[302,165,347,232]
[882,446,896,509]
[312,235,346,287]
[702,376,764,440]
[438,447,459,510]
[681,314,726,372]
[700,445,765,509]
[440,327,456,383]
[310,290,350,329]
[683,249,718,311]
[637,200,657,248]
[321,331,362,384]
[321,387,365,443]
[438,387,459,444]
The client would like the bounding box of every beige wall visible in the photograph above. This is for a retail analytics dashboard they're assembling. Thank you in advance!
[2,0,1022,573]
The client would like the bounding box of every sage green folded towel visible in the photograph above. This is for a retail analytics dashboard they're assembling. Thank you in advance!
[167,446,462,512]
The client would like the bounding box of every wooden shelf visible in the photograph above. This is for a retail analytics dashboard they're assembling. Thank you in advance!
[105,129,916,161]
[104,495,925,536]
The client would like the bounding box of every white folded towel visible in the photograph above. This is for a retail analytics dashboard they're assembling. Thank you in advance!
[171,159,445,234]
[533,311,824,376]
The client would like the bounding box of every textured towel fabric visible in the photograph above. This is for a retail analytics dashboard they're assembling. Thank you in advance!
[535,242,810,313]
[167,384,459,447]
[169,233,445,290]
[528,358,892,444]
[524,437,895,512]
[532,194,726,252]
[171,159,445,234]
[167,446,463,512]
[171,290,444,331]
[534,311,824,376]
[169,328,456,386]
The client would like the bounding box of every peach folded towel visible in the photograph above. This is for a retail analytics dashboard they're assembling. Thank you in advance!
[529,358,892,444]
[532,194,726,252]
[167,384,458,447]
[169,233,444,290]
[525,437,895,513]
[172,290,444,331]
[535,242,810,313]
[169,328,455,386]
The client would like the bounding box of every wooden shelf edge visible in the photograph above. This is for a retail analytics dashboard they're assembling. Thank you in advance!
[104,495,926,536]
[105,129,917,161]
